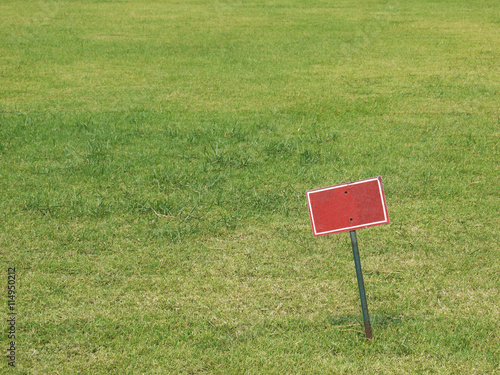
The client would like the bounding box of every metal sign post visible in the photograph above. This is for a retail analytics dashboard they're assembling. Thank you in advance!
[306,177,389,340]
[350,230,373,340]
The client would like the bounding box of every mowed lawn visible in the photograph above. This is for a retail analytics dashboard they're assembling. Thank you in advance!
[1,0,498,373]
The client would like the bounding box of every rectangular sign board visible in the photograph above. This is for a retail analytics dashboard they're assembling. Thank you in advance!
[307,177,389,236]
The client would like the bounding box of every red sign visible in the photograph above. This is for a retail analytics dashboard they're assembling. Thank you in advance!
[307,177,389,236]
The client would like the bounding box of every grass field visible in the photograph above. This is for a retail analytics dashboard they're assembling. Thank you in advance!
[1,0,499,373]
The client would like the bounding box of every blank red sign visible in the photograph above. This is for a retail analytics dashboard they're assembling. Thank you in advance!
[307,177,389,236]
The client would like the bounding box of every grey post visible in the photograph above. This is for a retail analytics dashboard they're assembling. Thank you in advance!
[349,230,373,340]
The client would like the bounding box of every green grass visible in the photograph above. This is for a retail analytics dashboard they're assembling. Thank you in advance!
[1,0,499,373]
